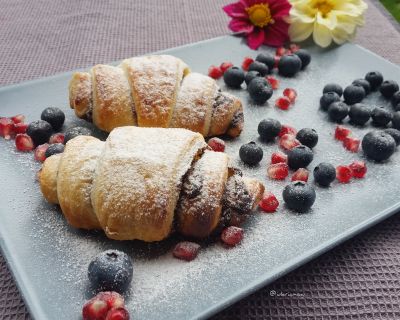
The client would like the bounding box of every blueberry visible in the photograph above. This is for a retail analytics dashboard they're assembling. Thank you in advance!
[296,128,318,148]
[328,101,349,122]
[391,91,400,111]
[258,118,282,141]
[349,103,371,126]
[392,111,400,130]
[45,143,64,158]
[365,71,383,90]
[223,67,245,88]
[383,128,400,146]
[245,71,262,86]
[278,54,302,77]
[26,120,53,146]
[255,53,275,71]
[380,80,399,98]
[248,61,269,76]
[287,145,314,170]
[88,250,133,292]
[352,79,371,95]
[282,181,316,212]
[294,49,311,69]
[248,78,273,104]
[64,126,93,144]
[313,162,336,187]
[239,141,263,166]
[320,92,341,111]
[323,83,343,97]
[371,106,392,127]
[343,85,366,105]
[40,107,65,131]
[362,131,396,161]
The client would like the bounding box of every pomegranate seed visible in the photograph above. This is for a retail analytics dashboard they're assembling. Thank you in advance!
[241,56,254,71]
[96,292,124,310]
[266,75,279,90]
[291,168,309,182]
[82,298,109,320]
[343,136,360,153]
[220,62,233,73]
[34,143,49,162]
[349,161,367,178]
[279,125,297,137]
[271,151,287,164]
[267,163,289,180]
[283,88,297,103]
[208,65,223,79]
[49,133,65,144]
[14,122,28,134]
[275,96,291,110]
[259,192,279,213]
[274,56,280,68]
[221,226,244,246]
[336,165,352,183]
[208,137,225,152]
[105,307,130,320]
[0,118,15,139]
[276,47,286,56]
[15,134,34,152]
[335,125,351,141]
[11,114,25,124]
[279,134,301,151]
[173,241,200,261]
[289,43,301,52]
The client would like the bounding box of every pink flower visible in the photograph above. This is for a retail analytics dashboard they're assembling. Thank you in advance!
[223,0,292,50]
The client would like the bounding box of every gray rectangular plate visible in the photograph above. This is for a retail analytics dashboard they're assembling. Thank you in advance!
[1,36,400,320]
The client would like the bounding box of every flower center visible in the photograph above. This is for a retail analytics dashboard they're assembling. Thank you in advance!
[246,3,274,28]
[313,0,334,17]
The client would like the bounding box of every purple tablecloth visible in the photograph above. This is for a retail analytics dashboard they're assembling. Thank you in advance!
[1,0,400,319]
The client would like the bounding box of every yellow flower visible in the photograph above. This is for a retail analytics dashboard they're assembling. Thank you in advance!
[289,0,368,47]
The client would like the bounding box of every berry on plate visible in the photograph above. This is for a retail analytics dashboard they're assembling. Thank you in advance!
[335,125,351,141]
[41,107,65,131]
[383,128,400,146]
[0,117,15,139]
[362,131,396,161]
[365,71,383,90]
[26,120,53,146]
[105,307,130,320]
[287,145,314,170]
[349,161,367,178]
[248,78,273,104]
[245,70,262,86]
[271,151,287,164]
[255,53,275,70]
[258,118,281,141]
[15,133,34,152]
[267,163,289,180]
[64,126,93,144]
[276,47,287,56]
[352,79,371,95]
[328,101,349,122]
[380,80,399,98]
[221,226,244,246]
[242,56,254,71]
[343,136,360,153]
[294,49,311,69]
[391,91,400,110]
[239,142,263,165]
[11,114,25,124]
[248,61,269,76]
[393,111,400,130]
[323,83,343,97]
[14,122,28,134]
[291,168,309,182]
[313,162,336,187]
[349,103,371,126]
[266,75,279,90]
[220,62,233,73]
[223,67,245,88]
[278,54,302,77]
[45,143,65,158]
[296,128,318,149]
[283,88,297,103]
[282,181,316,212]
[279,124,297,137]
[82,292,125,320]
[34,143,49,162]
[49,132,65,144]
[259,192,279,213]
[343,85,366,105]
[275,96,291,110]
[371,106,392,127]
[208,137,225,152]
[208,65,223,79]
[173,241,201,261]
[88,250,133,292]
[336,165,352,183]
[279,134,301,151]
[320,92,341,111]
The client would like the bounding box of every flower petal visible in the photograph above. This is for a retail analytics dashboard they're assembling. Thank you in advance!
[316,11,337,30]
[313,22,333,48]
[264,19,290,47]
[223,2,248,19]
[228,18,254,34]
[289,21,314,42]
[247,28,265,50]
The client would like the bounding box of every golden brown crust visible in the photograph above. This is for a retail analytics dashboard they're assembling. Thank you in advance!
[57,136,104,230]
[69,72,92,119]
[176,150,229,238]
[91,127,206,241]
[121,55,189,128]
[39,154,62,204]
